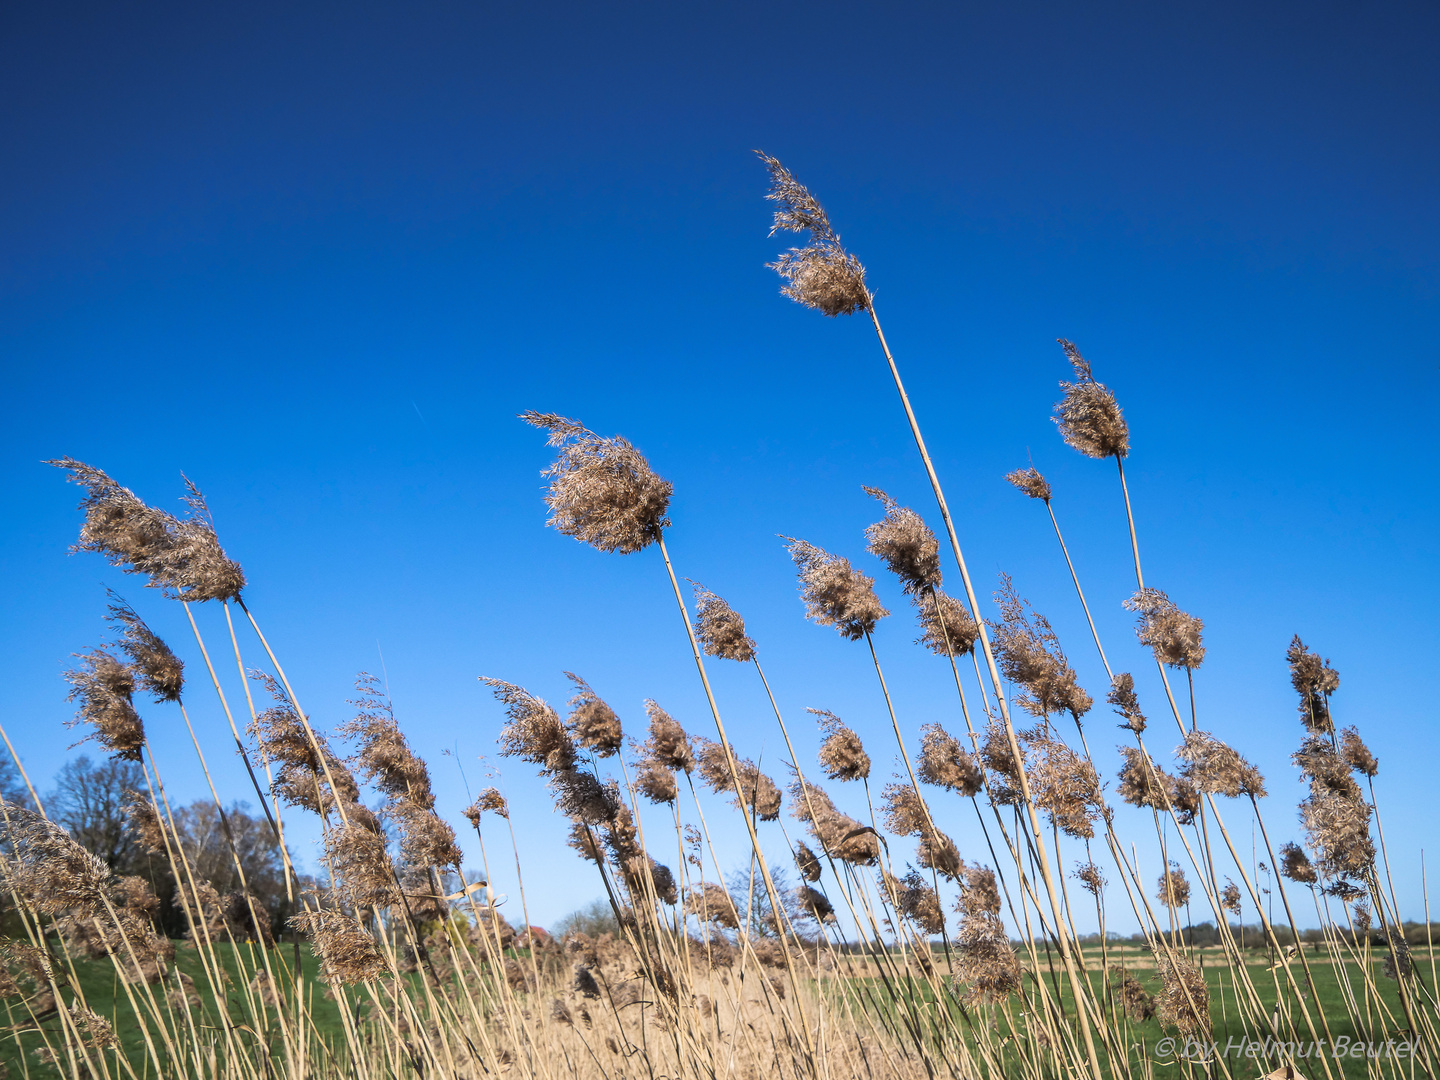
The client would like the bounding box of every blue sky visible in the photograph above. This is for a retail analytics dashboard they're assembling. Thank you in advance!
[2,0,1436,933]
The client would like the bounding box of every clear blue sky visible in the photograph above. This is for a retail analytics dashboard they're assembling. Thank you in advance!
[2,0,1436,933]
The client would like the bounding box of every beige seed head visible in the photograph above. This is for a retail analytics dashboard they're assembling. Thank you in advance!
[916,722,983,796]
[564,672,623,757]
[1176,730,1266,799]
[642,700,695,773]
[810,708,871,782]
[290,910,387,984]
[65,648,145,762]
[913,588,979,658]
[1157,864,1191,909]
[1004,467,1052,502]
[1279,841,1318,885]
[794,841,822,882]
[757,152,870,317]
[1073,862,1107,897]
[49,459,246,601]
[1155,952,1211,1036]
[691,582,756,663]
[482,677,576,775]
[1125,588,1205,670]
[1107,673,1147,734]
[862,487,941,594]
[1339,726,1378,777]
[784,537,889,640]
[1051,340,1130,460]
[989,574,1092,720]
[1287,635,1339,734]
[106,592,184,702]
[518,412,673,555]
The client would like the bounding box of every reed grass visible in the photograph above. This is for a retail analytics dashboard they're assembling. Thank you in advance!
[2,159,1433,1080]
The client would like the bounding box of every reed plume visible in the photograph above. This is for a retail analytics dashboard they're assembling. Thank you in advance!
[1154,952,1211,1036]
[1176,730,1266,798]
[809,708,870,782]
[641,700,695,774]
[691,583,756,663]
[694,738,782,821]
[915,723,983,796]
[954,863,1021,1004]
[1004,466,1052,502]
[462,787,509,825]
[518,412,673,555]
[989,575,1092,721]
[1287,636,1339,734]
[757,152,870,317]
[106,592,184,702]
[1125,588,1205,671]
[790,779,879,865]
[290,910,387,983]
[1339,726,1378,777]
[1024,729,1103,840]
[784,537,888,640]
[1051,340,1129,460]
[49,459,246,601]
[913,588,979,657]
[565,673,623,757]
[862,487,941,594]
[65,648,145,761]
[1106,672,1147,734]
[794,842,822,882]
[1157,864,1191,909]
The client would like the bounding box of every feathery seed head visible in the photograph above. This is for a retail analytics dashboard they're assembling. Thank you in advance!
[1155,953,1211,1036]
[463,787,509,826]
[1025,730,1103,839]
[1107,673,1147,734]
[684,882,740,929]
[913,588,979,658]
[642,700,694,773]
[954,863,1020,1004]
[1125,588,1205,670]
[797,885,836,924]
[1221,881,1242,915]
[694,738,781,820]
[106,593,183,702]
[0,808,111,917]
[1073,862,1106,897]
[1287,636,1339,734]
[49,459,245,601]
[1279,841,1318,885]
[1339,727,1378,777]
[65,649,145,762]
[483,677,576,775]
[794,841,822,882]
[564,673,623,757]
[990,575,1092,720]
[1116,746,1197,824]
[784,537,888,640]
[917,723,983,796]
[790,779,879,864]
[862,487,941,594]
[1004,467,1052,502]
[1110,966,1157,1022]
[890,870,944,935]
[758,152,870,317]
[1051,341,1130,459]
[880,781,929,838]
[635,760,678,805]
[1176,730,1266,798]
[810,708,871,781]
[518,413,672,555]
[290,910,387,983]
[691,582,756,663]
[917,829,962,881]
[1157,864,1191,909]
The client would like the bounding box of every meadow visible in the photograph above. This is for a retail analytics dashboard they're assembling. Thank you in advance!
[1,155,1434,1080]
